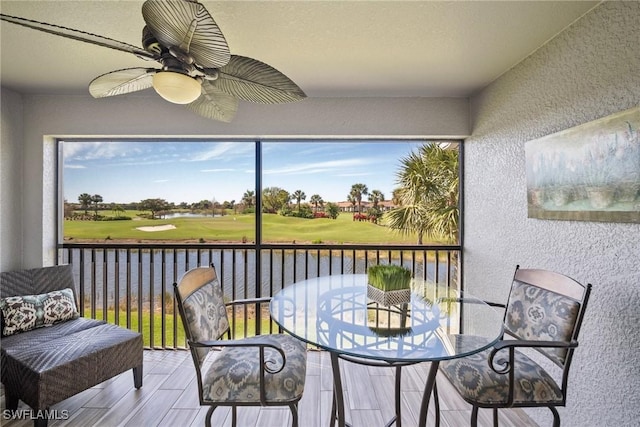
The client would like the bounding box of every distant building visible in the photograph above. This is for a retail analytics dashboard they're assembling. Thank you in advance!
[335,200,396,213]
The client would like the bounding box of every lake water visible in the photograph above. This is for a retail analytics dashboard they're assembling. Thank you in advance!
[68,248,454,306]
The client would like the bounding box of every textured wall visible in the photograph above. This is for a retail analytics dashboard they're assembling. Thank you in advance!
[465,2,640,426]
[0,88,23,271]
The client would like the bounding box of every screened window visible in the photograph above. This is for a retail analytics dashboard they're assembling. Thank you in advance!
[59,139,460,245]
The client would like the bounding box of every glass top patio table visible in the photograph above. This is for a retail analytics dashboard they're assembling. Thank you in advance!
[270,273,503,362]
[269,274,504,427]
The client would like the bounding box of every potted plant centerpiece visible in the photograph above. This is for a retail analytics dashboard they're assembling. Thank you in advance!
[367,264,412,306]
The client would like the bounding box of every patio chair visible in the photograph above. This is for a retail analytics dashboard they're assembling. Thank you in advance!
[173,265,307,427]
[439,266,591,427]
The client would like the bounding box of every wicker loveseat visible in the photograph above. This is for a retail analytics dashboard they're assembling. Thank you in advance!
[0,265,143,427]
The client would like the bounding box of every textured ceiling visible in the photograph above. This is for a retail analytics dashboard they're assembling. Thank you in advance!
[0,0,599,98]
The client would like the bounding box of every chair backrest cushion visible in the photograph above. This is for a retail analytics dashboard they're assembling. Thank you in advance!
[176,267,230,365]
[505,279,581,366]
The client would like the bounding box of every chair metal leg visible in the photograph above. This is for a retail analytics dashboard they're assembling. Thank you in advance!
[493,408,499,427]
[204,406,215,427]
[290,403,299,427]
[549,406,560,427]
[232,406,238,427]
[471,406,479,427]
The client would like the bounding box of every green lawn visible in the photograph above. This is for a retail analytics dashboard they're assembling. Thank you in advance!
[65,211,425,244]
[89,308,260,348]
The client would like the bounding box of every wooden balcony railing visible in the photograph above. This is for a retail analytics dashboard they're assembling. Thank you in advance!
[58,243,461,349]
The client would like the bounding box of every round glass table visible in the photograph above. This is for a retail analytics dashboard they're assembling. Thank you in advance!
[269,274,504,427]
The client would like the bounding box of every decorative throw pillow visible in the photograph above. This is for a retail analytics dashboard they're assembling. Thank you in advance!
[0,288,79,336]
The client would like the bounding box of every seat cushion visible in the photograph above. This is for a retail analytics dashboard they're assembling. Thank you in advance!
[440,346,563,406]
[0,317,102,352]
[201,334,306,404]
[2,322,142,410]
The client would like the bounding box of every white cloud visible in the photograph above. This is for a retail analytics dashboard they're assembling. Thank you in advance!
[188,142,253,161]
[264,158,372,175]
[201,168,235,173]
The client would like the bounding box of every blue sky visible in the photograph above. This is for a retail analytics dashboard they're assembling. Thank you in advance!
[62,140,425,204]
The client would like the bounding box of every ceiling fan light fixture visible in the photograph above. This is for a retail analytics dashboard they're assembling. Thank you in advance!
[152,71,201,104]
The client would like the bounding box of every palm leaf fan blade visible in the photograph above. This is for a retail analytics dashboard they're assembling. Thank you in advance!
[0,13,157,60]
[89,68,157,98]
[141,0,230,68]
[186,81,238,122]
[217,55,306,104]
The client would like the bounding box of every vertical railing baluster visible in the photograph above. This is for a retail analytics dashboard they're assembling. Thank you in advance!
[435,250,441,284]
[243,248,250,336]
[172,248,179,348]
[91,248,96,319]
[161,249,166,349]
[280,249,285,289]
[231,249,237,337]
[364,249,369,272]
[102,249,108,321]
[293,248,298,283]
[78,249,85,317]
[329,249,333,275]
[137,249,143,334]
[411,250,416,276]
[126,249,131,330]
[149,249,155,349]
[352,249,356,274]
[114,249,120,327]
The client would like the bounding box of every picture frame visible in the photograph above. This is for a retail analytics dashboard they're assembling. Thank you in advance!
[525,107,640,223]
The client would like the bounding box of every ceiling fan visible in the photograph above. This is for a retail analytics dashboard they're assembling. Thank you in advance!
[0,0,306,122]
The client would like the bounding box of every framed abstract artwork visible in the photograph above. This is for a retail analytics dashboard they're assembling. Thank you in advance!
[525,107,640,223]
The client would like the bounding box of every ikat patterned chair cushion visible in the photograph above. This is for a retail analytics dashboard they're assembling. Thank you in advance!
[0,288,79,336]
[440,345,563,405]
[505,280,580,365]
[201,334,307,404]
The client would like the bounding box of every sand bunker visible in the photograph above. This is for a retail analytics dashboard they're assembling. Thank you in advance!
[135,224,176,232]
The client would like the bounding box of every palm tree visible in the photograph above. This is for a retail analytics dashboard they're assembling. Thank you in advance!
[242,190,255,208]
[368,190,385,208]
[90,194,103,219]
[385,143,459,244]
[111,203,125,217]
[292,190,306,211]
[78,193,92,216]
[391,188,403,206]
[309,194,324,213]
[347,194,357,213]
[349,183,369,214]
